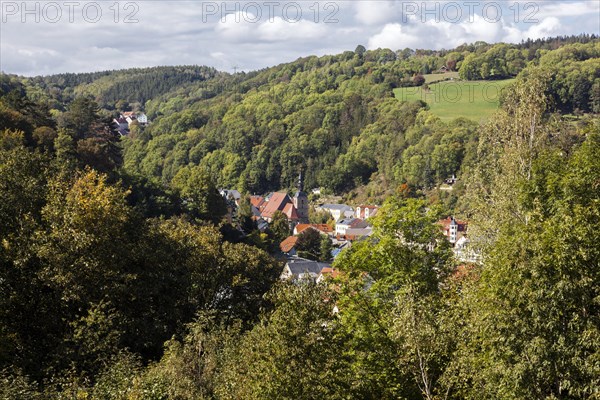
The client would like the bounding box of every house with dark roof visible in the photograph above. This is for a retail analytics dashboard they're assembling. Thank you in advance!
[220,189,241,203]
[112,117,130,136]
[344,227,373,241]
[280,257,330,281]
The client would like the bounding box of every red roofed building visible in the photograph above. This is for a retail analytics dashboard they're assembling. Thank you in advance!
[282,203,300,222]
[317,267,341,282]
[261,192,294,221]
[294,224,334,236]
[248,174,310,225]
[280,236,299,256]
[250,195,266,212]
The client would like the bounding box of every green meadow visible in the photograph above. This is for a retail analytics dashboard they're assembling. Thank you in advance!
[394,79,515,122]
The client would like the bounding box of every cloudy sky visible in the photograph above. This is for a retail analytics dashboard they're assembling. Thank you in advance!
[1,0,599,76]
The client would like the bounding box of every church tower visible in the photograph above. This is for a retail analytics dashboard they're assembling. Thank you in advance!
[293,171,309,223]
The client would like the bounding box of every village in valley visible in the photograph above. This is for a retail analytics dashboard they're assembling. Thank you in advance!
[219,173,480,283]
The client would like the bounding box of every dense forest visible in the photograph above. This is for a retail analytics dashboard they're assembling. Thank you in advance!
[1,35,599,398]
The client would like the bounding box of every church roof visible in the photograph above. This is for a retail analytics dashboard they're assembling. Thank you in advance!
[282,203,300,220]
[261,192,292,219]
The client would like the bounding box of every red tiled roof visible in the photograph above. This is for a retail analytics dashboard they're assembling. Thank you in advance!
[283,203,299,221]
[437,217,468,231]
[296,224,333,235]
[280,236,299,253]
[319,267,341,279]
[250,196,265,208]
[262,192,291,219]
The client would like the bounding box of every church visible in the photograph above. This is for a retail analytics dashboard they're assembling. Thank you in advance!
[250,173,309,225]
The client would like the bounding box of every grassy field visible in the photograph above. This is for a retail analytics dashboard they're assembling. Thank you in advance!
[394,79,515,122]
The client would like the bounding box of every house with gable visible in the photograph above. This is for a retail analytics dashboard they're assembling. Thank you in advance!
[280,256,331,282]
[316,267,341,284]
[280,236,299,256]
[112,117,129,136]
[120,111,149,127]
[261,192,298,222]
[136,112,148,125]
[355,205,379,219]
[220,189,241,204]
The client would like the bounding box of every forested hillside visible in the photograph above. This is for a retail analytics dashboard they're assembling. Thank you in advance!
[7,66,223,112]
[120,39,599,206]
[1,35,599,398]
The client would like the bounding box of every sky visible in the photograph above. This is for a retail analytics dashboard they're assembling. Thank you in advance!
[1,0,599,76]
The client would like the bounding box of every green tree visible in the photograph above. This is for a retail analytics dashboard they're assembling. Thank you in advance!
[334,197,453,399]
[319,235,333,263]
[172,166,227,223]
[296,228,322,260]
[216,283,350,399]
[237,195,257,234]
[447,130,600,399]
[269,210,290,246]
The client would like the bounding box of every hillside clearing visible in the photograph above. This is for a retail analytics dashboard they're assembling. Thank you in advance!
[394,79,516,122]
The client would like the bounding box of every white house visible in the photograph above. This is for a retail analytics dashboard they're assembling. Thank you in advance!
[318,204,354,221]
[137,113,148,124]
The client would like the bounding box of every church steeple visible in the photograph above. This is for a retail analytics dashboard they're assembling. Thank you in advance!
[293,170,309,223]
[297,171,304,193]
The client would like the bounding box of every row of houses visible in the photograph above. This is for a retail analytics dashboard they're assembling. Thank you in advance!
[316,203,379,221]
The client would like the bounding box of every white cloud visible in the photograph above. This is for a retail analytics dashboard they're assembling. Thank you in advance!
[367,14,505,51]
[367,23,421,50]
[258,17,326,41]
[536,1,600,18]
[354,0,398,25]
[215,11,257,41]
[525,17,564,40]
